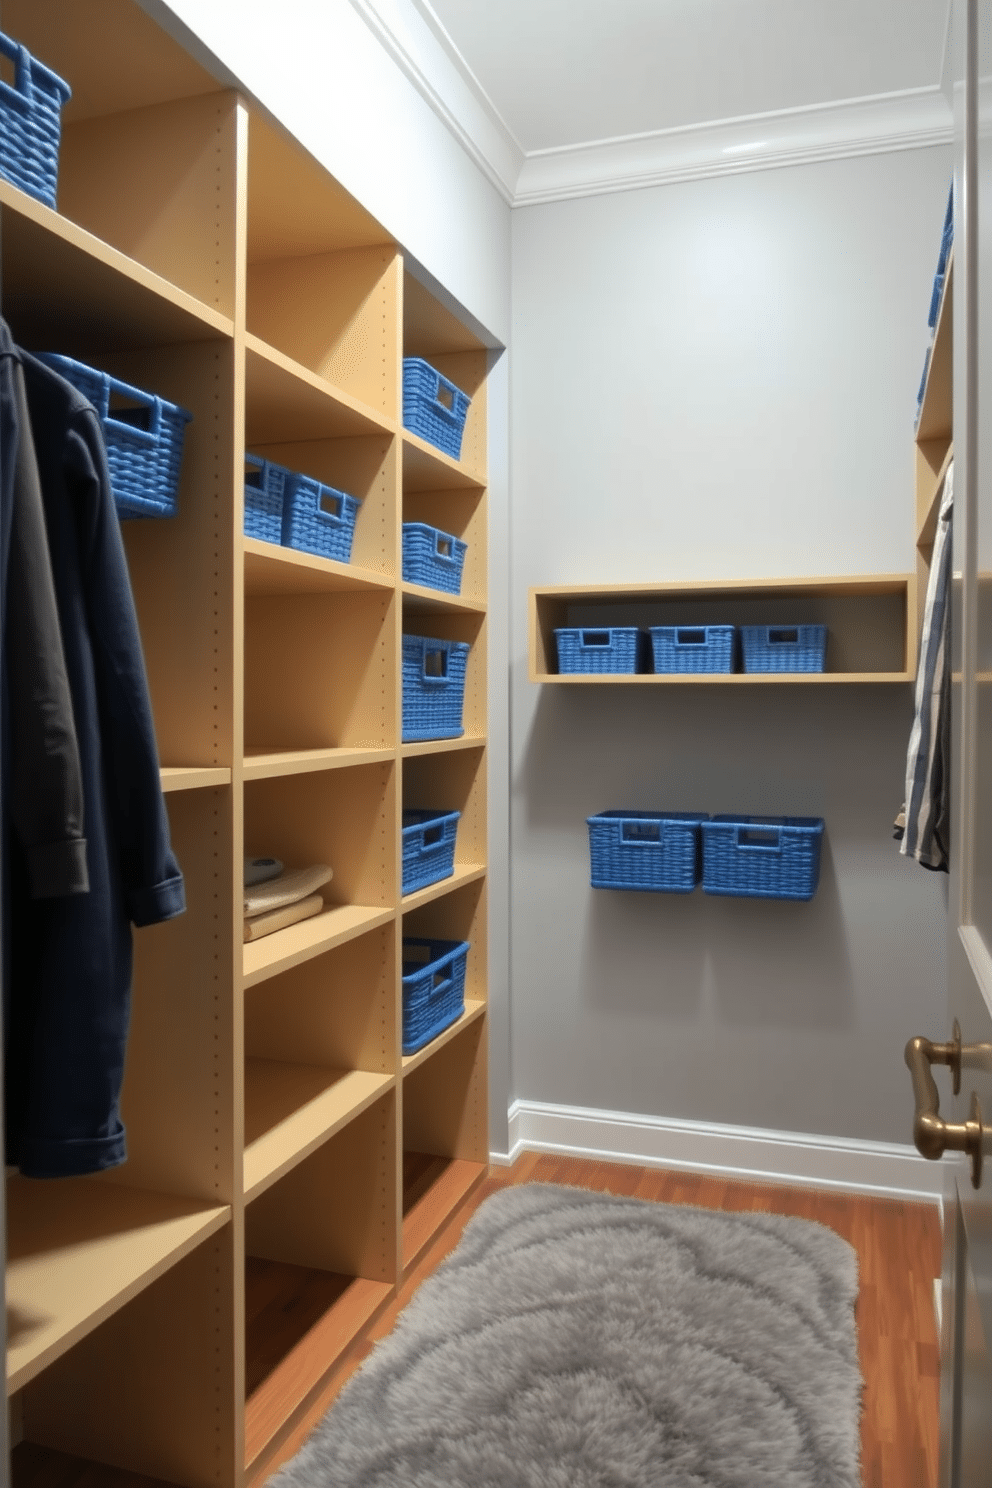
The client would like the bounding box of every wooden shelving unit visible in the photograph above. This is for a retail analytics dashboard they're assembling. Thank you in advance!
[915,251,953,615]
[530,576,915,682]
[3,3,491,1484]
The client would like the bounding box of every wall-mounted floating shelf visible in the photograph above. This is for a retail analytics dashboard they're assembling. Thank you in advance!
[529,576,916,683]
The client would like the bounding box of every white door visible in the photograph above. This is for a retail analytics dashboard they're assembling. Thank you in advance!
[934,2,992,1482]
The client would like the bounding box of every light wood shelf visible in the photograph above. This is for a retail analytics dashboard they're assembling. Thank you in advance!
[243,905,395,989]
[3,1,490,1475]
[402,432,486,493]
[160,766,232,793]
[401,1157,487,1273]
[244,1267,392,1472]
[530,576,914,682]
[243,1063,394,1201]
[917,442,954,553]
[401,864,486,912]
[6,1176,229,1393]
[243,747,394,781]
[401,1000,487,1076]
[243,538,393,600]
[917,252,953,444]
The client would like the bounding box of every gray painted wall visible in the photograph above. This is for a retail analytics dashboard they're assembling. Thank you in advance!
[510,146,952,1146]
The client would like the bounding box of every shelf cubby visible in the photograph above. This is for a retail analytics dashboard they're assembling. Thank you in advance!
[6,1177,229,1395]
[402,877,487,1008]
[403,746,487,882]
[530,577,914,683]
[243,1097,396,1473]
[17,1224,238,1487]
[403,483,487,607]
[402,609,488,739]
[401,1019,488,1271]
[243,747,394,782]
[244,590,396,753]
[245,335,394,444]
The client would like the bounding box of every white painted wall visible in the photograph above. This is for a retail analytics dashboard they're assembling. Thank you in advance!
[509,146,952,1151]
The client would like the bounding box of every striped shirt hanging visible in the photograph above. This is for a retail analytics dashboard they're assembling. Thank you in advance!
[902,461,953,871]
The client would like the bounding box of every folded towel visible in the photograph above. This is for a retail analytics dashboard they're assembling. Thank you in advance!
[243,892,325,943]
[244,863,333,917]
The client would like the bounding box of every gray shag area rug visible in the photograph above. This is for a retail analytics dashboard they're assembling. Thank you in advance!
[275,1182,862,1487]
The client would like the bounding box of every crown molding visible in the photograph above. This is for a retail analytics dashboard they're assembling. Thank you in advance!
[347,1,953,208]
[514,87,953,205]
[346,0,522,204]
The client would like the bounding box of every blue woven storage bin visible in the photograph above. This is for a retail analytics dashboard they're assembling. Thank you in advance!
[740,624,827,674]
[402,809,460,895]
[403,358,471,460]
[554,627,647,675]
[401,937,469,1054]
[402,522,467,595]
[587,811,707,893]
[650,626,736,675]
[0,32,71,209]
[402,635,470,742]
[244,454,289,543]
[39,354,192,519]
[282,473,361,563]
[701,816,825,901]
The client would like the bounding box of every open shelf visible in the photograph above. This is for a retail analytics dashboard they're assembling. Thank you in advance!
[917,442,954,553]
[402,431,486,493]
[244,1262,392,1470]
[917,252,953,444]
[401,1155,486,1273]
[243,1062,394,1201]
[0,177,232,352]
[402,1000,487,1076]
[243,538,393,600]
[403,734,487,758]
[243,747,394,781]
[159,766,231,793]
[6,1176,229,1393]
[402,581,486,616]
[401,863,487,911]
[243,905,394,989]
[530,576,914,682]
[245,334,395,444]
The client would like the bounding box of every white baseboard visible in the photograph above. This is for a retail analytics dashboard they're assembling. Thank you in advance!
[491,1099,943,1204]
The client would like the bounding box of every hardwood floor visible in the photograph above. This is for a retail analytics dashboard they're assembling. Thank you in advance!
[11,1153,942,1488]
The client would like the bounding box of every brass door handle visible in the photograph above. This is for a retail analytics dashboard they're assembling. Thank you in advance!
[905,1020,985,1188]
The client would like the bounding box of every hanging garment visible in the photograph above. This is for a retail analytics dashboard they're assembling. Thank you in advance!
[0,319,88,901]
[902,461,953,872]
[5,349,185,1178]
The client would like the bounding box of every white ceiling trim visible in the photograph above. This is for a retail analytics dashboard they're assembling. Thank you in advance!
[348,1,953,209]
[515,88,953,206]
[347,0,522,203]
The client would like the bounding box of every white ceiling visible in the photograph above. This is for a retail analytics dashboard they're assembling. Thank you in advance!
[422,0,949,153]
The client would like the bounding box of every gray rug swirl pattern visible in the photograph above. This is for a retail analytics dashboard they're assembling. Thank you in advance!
[275,1182,862,1487]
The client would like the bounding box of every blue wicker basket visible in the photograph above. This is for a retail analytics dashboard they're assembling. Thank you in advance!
[402,808,460,895]
[282,473,361,563]
[554,627,647,675]
[587,811,707,893]
[401,937,469,1054]
[650,626,736,675]
[701,816,825,900]
[402,635,470,742]
[402,522,467,595]
[740,624,827,674]
[403,358,471,460]
[39,354,191,519]
[244,454,289,543]
[0,32,71,209]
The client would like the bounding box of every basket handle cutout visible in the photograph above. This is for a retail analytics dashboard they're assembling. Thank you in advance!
[737,827,782,851]
[436,535,453,558]
[435,383,455,412]
[107,386,158,439]
[676,629,706,645]
[621,821,661,843]
[244,460,263,489]
[319,491,343,521]
[422,824,443,847]
[432,968,452,989]
[423,648,449,680]
[580,630,611,646]
[768,628,799,645]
